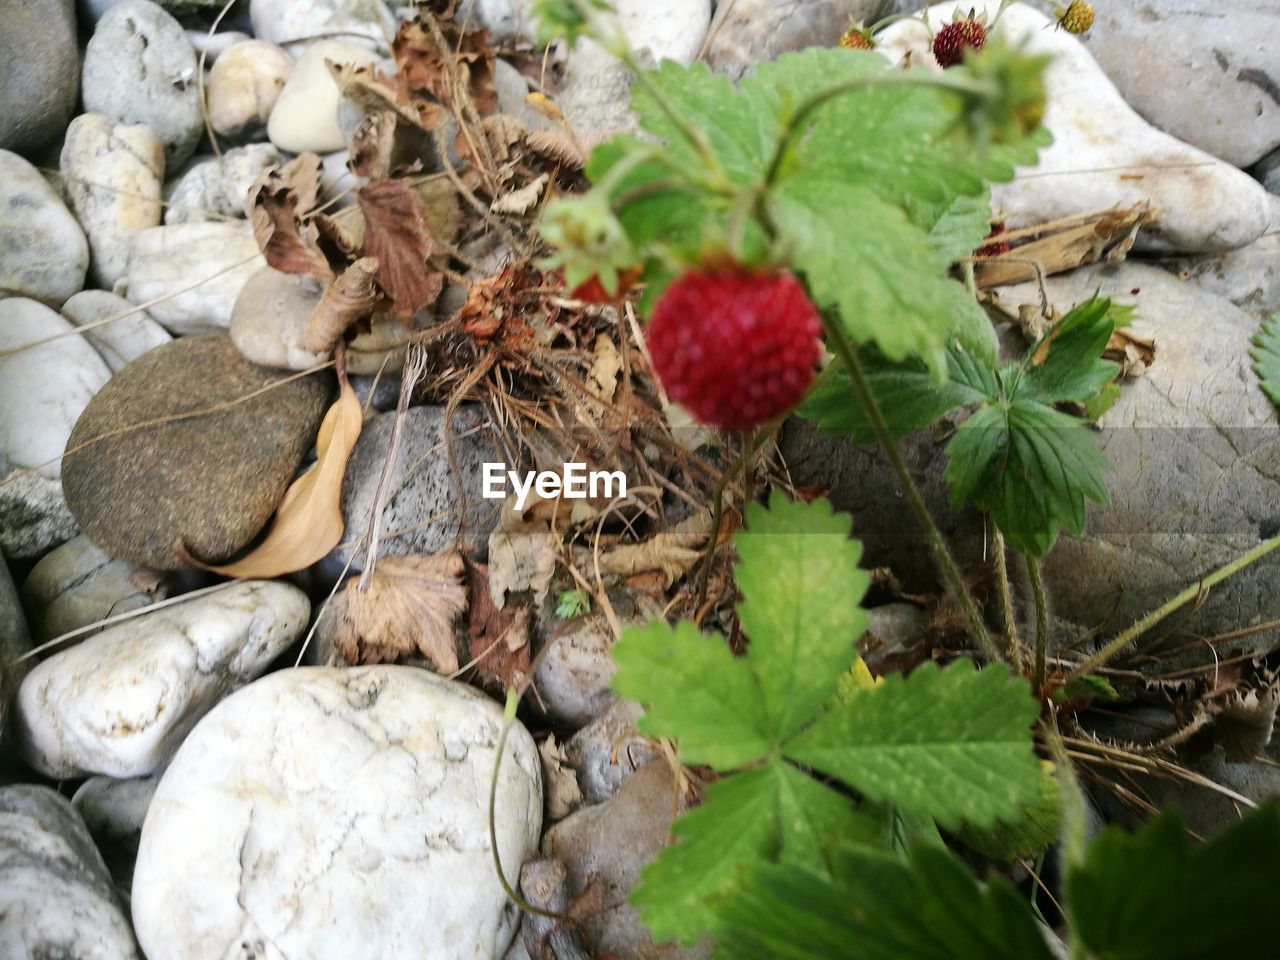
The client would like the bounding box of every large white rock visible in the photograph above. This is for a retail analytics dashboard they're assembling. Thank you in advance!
[249,0,394,48]
[61,289,173,373]
[0,150,89,306]
[704,0,880,79]
[206,40,294,140]
[163,143,281,224]
[61,113,166,288]
[0,298,112,481]
[1161,195,1280,321]
[123,221,267,334]
[0,785,139,960]
[132,666,543,960]
[13,580,309,779]
[879,2,1273,253]
[268,40,382,154]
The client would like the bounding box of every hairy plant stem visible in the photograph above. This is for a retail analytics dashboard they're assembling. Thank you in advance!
[1026,553,1049,691]
[694,425,773,612]
[992,529,1024,673]
[823,316,998,661]
[1072,531,1280,677]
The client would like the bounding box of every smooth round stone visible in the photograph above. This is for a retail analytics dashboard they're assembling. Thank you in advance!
[123,221,266,334]
[534,613,622,727]
[15,580,310,779]
[0,298,112,481]
[163,143,281,225]
[61,113,166,288]
[83,0,203,168]
[186,28,252,64]
[0,455,80,561]
[565,699,658,804]
[249,0,395,48]
[467,0,534,42]
[615,0,711,67]
[230,266,421,374]
[268,40,382,154]
[880,2,1272,254]
[0,785,138,960]
[0,151,89,305]
[22,535,163,643]
[73,775,159,887]
[132,666,542,960]
[328,406,503,574]
[1077,1,1280,169]
[86,0,232,20]
[207,40,294,141]
[61,334,331,570]
[1,558,33,738]
[0,0,79,156]
[62,290,173,373]
[703,0,876,79]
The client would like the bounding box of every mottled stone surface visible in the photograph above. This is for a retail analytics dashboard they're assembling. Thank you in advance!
[0,0,80,157]
[61,290,173,374]
[73,775,159,888]
[704,0,879,79]
[0,455,79,560]
[206,40,294,141]
[15,580,309,778]
[132,666,542,960]
[162,143,280,225]
[0,558,33,738]
[0,150,89,305]
[62,334,331,569]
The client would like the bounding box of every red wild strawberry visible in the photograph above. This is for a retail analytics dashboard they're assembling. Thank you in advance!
[975,221,1011,258]
[646,269,822,430]
[932,13,987,68]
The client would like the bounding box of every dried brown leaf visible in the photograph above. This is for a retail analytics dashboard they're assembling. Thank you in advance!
[586,334,622,403]
[276,152,325,215]
[1211,686,1279,761]
[393,16,497,130]
[358,179,444,322]
[349,111,399,180]
[488,521,557,608]
[597,508,712,587]
[327,61,419,124]
[538,735,584,820]
[247,175,334,280]
[523,129,584,169]
[331,552,467,670]
[975,204,1154,288]
[465,560,532,689]
[177,378,363,577]
[490,173,549,216]
[299,257,383,354]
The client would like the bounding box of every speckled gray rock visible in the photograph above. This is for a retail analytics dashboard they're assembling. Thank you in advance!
[0,0,80,157]
[61,290,173,373]
[565,698,658,804]
[879,2,1272,253]
[468,0,534,43]
[0,784,139,960]
[123,221,266,334]
[249,0,394,47]
[534,612,623,727]
[0,151,89,305]
[132,666,542,960]
[0,455,79,561]
[61,113,166,288]
[73,775,159,888]
[62,334,331,570]
[543,761,709,960]
[163,143,281,224]
[21,535,163,643]
[0,298,113,481]
[1,558,33,739]
[1073,1,1280,169]
[15,580,310,778]
[330,405,504,573]
[206,40,294,141]
[704,0,879,79]
[82,0,203,168]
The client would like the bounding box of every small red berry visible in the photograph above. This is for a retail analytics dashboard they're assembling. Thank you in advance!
[976,222,1011,258]
[647,269,822,430]
[932,17,987,68]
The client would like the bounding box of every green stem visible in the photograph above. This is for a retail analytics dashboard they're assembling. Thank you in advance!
[1072,532,1280,677]
[993,529,1024,673]
[1027,553,1049,691]
[824,316,998,662]
[1039,715,1088,960]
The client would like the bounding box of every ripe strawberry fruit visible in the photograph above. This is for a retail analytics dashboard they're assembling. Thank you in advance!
[647,269,822,430]
[1056,1,1094,34]
[932,12,987,68]
[975,221,1011,257]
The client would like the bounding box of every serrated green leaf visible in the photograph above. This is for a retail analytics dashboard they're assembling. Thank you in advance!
[631,762,879,946]
[954,761,1062,861]
[1251,313,1280,409]
[1018,296,1120,404]
[906,188,993,264]
[784,661,1042,830]
[611,620,770,768]
[944,399,1111,557]
[800,344,995,444]
[713,841,1055,960]
[1060,674,1119,702]
[736,495,868,738]
[1068,806,1280,960]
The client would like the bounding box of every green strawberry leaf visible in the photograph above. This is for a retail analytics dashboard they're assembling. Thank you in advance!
[712,841,1055,960]
[1068,806,1280,960]
[631,762,880,946]
[1016,296,1120,405]
[944,398,1111,557]
[1250,313,1280,410]
[906,188,994,264]
[784,660,1043,830]
[954,761,1062,861]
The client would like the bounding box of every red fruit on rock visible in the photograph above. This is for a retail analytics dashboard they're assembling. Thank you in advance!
[647,269,822,430]
[932,17,987,68]
[976,221,1011,257]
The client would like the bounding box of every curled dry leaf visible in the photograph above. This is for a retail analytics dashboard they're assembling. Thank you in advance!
[392,15,497,123]
[538,735,585,821]
[331,552,467,670]
[491,173,549,216]
[1210,685,1279,761]
[177,377,363,578]
[488,519,557,609]
[596,508,712,587]
[299,256,383,354]
[358,178,444,322]
[586,334,622,403]
[327,61,419,124]
[465,560,532,690]
[349,110,399,180]
[275,152,325,215]
[247,173,334,280]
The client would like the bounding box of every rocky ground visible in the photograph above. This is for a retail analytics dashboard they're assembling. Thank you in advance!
[0,0,1278,958]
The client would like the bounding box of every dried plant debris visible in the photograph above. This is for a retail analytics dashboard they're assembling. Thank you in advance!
[357,179,444,322]
[248,169,335,280]
[465,560,532,689]
[392,8,497,131]
[538,735,585,820]
[488,519,558,608]
[299,257,384,354]
[331,552,468,670]
[594,508,713,587]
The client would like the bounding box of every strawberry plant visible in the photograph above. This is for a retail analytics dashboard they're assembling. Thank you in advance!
[525,0,1280,955]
